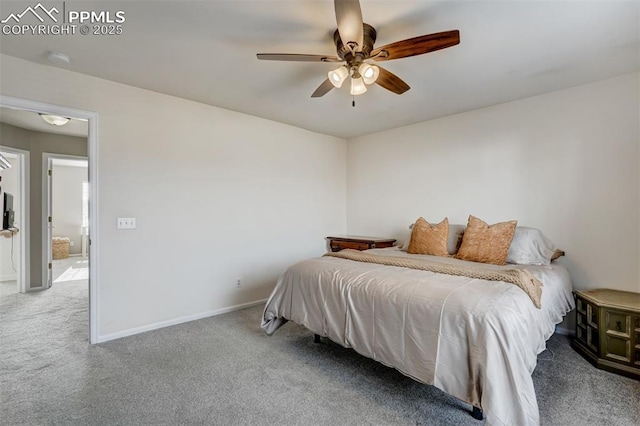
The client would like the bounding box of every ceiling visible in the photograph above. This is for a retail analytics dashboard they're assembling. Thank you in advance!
[0,107,88,137]
[0,0,638,139]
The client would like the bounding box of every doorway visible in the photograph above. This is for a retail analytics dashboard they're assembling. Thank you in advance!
[0,148,28,295]
[0,95,99,343]
[42,153,89,288]
[44,155,89,290]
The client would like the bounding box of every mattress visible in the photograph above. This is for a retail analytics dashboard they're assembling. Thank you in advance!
[262,247,575,425]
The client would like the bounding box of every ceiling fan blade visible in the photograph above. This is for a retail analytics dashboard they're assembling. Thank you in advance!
[370,30,460,61]
[375,66,410,94]
[311,78,335,98]
[334,0,364,52]
[257,53,342,62]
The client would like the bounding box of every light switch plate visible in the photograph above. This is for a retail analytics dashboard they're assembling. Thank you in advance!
[117,217,136,229]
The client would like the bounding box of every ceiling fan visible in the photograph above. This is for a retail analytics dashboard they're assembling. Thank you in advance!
[257,0,460,99]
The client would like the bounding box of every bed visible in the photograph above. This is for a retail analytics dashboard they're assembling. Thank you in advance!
[261,221,574,426]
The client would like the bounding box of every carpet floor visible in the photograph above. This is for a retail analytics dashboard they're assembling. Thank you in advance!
[1,278,639,425]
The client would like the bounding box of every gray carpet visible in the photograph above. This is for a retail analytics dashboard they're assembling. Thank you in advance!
[1,278,639,426]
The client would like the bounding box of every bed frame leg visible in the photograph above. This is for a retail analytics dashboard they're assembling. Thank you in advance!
[471,406,483,420]
[313,334,321,343]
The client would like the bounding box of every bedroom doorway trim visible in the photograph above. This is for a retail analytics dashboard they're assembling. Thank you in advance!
[0,95,99,344]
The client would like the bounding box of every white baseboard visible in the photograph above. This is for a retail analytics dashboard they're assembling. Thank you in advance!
[0,274,17,282]
[96,298,268,344]
[555,325,574,336]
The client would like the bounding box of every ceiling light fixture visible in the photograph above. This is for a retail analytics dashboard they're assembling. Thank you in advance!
[46,51,71,65]
[359,63,380,85]
[40,114,70,126]
[328,62,378,97]
[350,75,367,96]
[328,66,349,88]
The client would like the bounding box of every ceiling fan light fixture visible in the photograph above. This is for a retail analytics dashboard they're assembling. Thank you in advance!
[39,114,70,126]
[328,66,349,88]
[359,63,379,85]
[350,76,367,95]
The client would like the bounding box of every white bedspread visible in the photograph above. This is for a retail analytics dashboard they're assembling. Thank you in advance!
[262,248,574,426]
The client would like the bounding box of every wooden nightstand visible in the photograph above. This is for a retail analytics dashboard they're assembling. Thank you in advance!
[326,235,396,252]
[572,289,640,380]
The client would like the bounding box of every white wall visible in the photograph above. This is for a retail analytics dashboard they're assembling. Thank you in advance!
[348,73,639,297]
[0,54,347,340]
[52,164,88,255]
[0,153,20,282]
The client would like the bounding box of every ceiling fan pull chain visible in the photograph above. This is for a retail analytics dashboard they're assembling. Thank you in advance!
[352,96,356,107]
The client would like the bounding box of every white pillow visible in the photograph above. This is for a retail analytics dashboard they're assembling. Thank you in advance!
[403,222,465,255]
[402,226,412,250]
[507,227,557,265]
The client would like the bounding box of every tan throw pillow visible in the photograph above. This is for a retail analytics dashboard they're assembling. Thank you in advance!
[407,217,449,257]
[455,215,517,265]
[551,249,565,260]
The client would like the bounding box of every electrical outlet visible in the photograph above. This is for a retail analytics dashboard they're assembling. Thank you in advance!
[236,277,242,288]
[116,217,136,229]
[70,241,75,246]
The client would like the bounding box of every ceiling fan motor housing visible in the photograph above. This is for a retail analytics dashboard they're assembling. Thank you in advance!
[334,23,377,61]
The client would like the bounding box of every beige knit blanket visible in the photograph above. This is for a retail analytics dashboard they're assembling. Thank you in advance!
[324,249,542,308]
